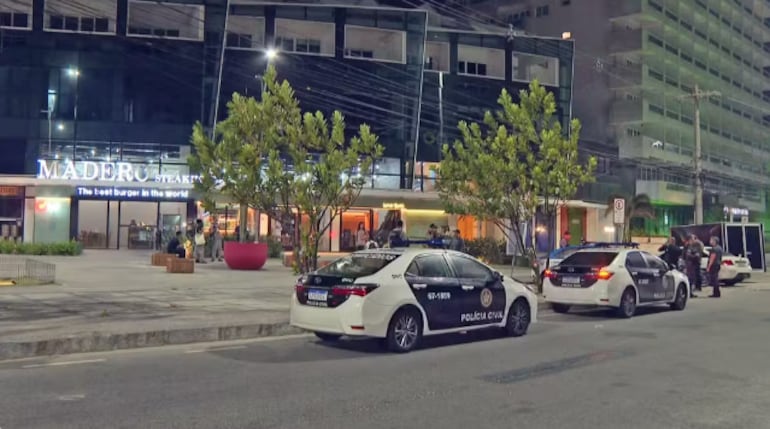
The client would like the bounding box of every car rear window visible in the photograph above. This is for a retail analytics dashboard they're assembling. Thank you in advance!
[316,253,400,277]
[560,251,618,267]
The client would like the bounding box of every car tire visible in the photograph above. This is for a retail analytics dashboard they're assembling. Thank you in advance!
[505,298,531,337]
[315,332,342,342]
[385,307,423,353]
[551,303,570,314]
[670,283,687,311]
[615,287,637,318]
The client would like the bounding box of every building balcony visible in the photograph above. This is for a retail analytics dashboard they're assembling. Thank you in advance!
[608,0,642,19]
[608,29,642,54]
[609,99,643,125]
[636,180,693,206]
[609,64,642,89]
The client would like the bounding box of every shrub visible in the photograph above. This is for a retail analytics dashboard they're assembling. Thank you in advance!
[465,237,506,265]
[260,235,283,259]
[0,240,82,256]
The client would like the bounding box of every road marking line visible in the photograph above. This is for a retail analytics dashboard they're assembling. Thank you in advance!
[22,358,106,369]
[185,345,247,354]
[57,394,86,401]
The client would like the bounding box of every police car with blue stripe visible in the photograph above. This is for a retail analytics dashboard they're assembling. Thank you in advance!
[290,248,538,353]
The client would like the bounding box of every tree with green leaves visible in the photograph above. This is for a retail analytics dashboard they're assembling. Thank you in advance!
[188,66,300,242]
[267,110,382,273]
[605,193,656,241]
[436,80,596,282]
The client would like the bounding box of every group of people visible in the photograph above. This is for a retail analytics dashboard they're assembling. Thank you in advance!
[380,221,465,251]
[165,220,225,264]
[659,234,723,299]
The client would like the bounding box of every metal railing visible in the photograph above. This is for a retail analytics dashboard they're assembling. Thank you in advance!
[0,256,56,285]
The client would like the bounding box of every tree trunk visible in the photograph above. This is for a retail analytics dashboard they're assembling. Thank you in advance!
[238,204,248,243]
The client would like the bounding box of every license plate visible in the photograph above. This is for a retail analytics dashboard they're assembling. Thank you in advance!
[308,289,328,301]
[563,276,580,284]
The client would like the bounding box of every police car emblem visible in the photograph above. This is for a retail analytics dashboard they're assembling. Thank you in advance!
[480,288,493,308]
[314,277,322,285]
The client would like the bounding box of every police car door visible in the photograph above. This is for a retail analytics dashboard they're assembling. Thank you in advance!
[404,254,462,331]
[625,251,656,302]
[642,252,675,301]
[446,254,507,328]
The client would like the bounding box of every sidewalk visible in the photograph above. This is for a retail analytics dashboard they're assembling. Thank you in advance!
[0,250,549,360]
[0,250,302,360]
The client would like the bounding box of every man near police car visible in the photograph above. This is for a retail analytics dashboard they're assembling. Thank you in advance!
[707,236,723,298]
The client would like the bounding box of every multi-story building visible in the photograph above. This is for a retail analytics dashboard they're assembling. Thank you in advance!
[476,0,770,235]
[0,0,603,250]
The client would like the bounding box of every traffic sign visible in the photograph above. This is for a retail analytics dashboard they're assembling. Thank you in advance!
[613,198,625,224]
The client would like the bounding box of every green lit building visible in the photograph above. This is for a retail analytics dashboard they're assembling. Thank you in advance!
[476,0,770,236]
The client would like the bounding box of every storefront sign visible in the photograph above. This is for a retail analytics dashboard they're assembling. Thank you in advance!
[382,202,405,209]
[0,186,23,197]
[37,159,199,184]
[76,186,189,201]
[724,206,749,217]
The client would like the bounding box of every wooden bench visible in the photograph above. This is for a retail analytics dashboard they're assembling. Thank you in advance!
[166,257,194,273]
[151,253,176,267]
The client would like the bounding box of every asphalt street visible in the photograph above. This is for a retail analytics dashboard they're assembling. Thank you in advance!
[2,284,770,429]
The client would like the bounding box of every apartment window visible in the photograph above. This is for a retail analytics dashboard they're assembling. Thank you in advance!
[128,1,203,40]
[345,26,406,63]
[425,41,450,72]
[0,11,29,29]
[648,35,663,47]
[626,128,641,136]
[45,0,115,33]
[512,52,558,86]
[648,69,663,81]
[458,45,503,79]
[226,15,265,50]
[458,61,488,76]
[649,104,664,115]
[536,5,549,17]
[648,0,663,12]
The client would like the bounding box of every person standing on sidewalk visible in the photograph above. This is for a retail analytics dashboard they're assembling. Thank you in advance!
[707,236,723,298]
[194,225,207,264]
[210,224,224,262]
[684,234,704,298]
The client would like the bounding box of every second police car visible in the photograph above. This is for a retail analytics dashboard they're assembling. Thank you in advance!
[290,248,538,353]
[543,246,690,318]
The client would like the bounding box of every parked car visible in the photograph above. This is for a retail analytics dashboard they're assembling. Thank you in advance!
[290,248,538,353]
[543,247,690,318]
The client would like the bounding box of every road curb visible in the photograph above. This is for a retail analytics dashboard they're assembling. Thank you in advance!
[0,322,302,361]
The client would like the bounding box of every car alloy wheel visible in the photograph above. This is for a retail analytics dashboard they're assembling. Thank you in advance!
[506,299,531,337]
[616,288,636,318]
[386,309,422,353]
[670,284,687,311]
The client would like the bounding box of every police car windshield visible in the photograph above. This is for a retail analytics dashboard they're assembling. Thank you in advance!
[316,253,399,278]
[560,251,618,267]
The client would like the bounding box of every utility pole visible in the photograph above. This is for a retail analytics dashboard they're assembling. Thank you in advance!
[679,84,720,224]
[438,71,444,156]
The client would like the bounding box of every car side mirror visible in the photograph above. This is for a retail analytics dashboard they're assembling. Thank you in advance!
[494,271,503,281]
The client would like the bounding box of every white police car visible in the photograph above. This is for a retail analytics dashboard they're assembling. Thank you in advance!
[543,248,690,318]
[290,248,538,353]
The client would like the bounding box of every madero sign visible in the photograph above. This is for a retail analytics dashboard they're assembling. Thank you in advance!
[37,159,199,184]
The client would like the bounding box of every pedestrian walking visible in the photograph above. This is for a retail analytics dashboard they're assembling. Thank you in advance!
[210,224,224,262]
[707,236,723,298]
[685,234,703,298]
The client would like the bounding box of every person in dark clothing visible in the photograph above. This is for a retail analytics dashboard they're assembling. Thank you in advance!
[389,220,409,248]
[684,234,704,297]
[658,236,682,269]
[167,231,185,258]
[707,236,723,298]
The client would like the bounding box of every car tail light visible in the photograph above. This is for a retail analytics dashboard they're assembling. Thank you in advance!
[331,284,379,297]
[543,269,556,280]
[586,268,613,281]
[722,260,734,266]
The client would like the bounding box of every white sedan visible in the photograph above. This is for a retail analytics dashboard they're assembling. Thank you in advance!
[290,248,538,353]
[543,248,690,318]
[700,247,752,285]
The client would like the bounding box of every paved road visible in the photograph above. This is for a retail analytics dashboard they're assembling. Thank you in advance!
[2,283,770,429]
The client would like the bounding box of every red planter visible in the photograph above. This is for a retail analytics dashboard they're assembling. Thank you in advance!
[224,242,268,270]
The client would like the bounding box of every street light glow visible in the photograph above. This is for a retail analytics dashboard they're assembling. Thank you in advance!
[56,123,65,131]
[66,67,80,78]
[265,48,278,60]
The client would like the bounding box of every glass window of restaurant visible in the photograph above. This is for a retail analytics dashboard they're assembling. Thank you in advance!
[0,186,25,242]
